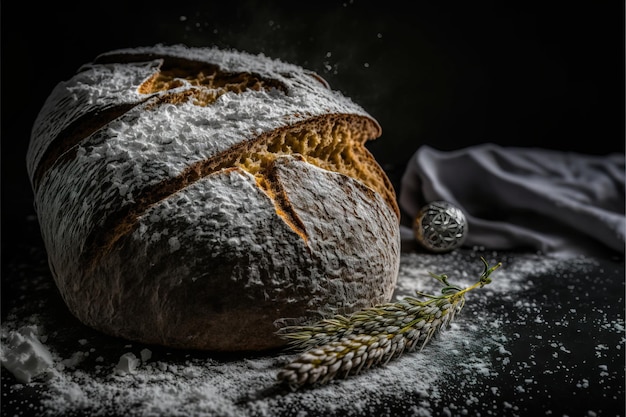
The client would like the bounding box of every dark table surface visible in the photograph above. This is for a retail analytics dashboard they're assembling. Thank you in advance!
[1,213,624,416]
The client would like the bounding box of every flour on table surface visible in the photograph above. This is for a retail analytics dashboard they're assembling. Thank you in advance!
[2,246,624,417]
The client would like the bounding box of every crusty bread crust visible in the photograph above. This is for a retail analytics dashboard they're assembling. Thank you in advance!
[27,44,400,351]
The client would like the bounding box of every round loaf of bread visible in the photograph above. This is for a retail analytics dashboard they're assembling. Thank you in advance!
[26,44,401,351]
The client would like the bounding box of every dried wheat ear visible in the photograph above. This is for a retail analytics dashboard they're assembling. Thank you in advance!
[277,257,502,387]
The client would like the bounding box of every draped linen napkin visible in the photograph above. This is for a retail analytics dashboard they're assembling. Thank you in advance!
[399,144,625,257]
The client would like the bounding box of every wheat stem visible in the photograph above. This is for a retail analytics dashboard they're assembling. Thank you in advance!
[276,257,501,387]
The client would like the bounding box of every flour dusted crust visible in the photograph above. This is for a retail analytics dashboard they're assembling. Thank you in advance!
[27,44,401,351]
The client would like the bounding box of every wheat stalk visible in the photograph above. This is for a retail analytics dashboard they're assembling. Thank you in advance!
[276,257,501,387]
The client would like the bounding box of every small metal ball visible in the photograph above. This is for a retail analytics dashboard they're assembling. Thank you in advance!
[413,201,468,252]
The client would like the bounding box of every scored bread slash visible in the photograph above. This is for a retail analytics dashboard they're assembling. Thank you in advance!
[27,44,401,351]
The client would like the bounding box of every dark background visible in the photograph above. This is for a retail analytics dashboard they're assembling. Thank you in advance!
[1,0,624,241]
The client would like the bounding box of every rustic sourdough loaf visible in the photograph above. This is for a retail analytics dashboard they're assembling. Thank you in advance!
[26,44,401,351]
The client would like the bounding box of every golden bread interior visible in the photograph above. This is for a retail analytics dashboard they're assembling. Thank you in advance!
[232,121,397,218]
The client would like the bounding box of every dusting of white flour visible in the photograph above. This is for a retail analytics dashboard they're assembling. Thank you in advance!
[2,249,624,417]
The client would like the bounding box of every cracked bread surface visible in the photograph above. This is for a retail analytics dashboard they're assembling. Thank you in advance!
[27,44,401,351]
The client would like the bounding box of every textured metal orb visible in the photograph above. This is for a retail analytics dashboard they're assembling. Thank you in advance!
[413,201,468,252]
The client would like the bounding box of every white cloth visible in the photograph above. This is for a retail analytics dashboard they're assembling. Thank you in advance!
[399,144,625,256]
